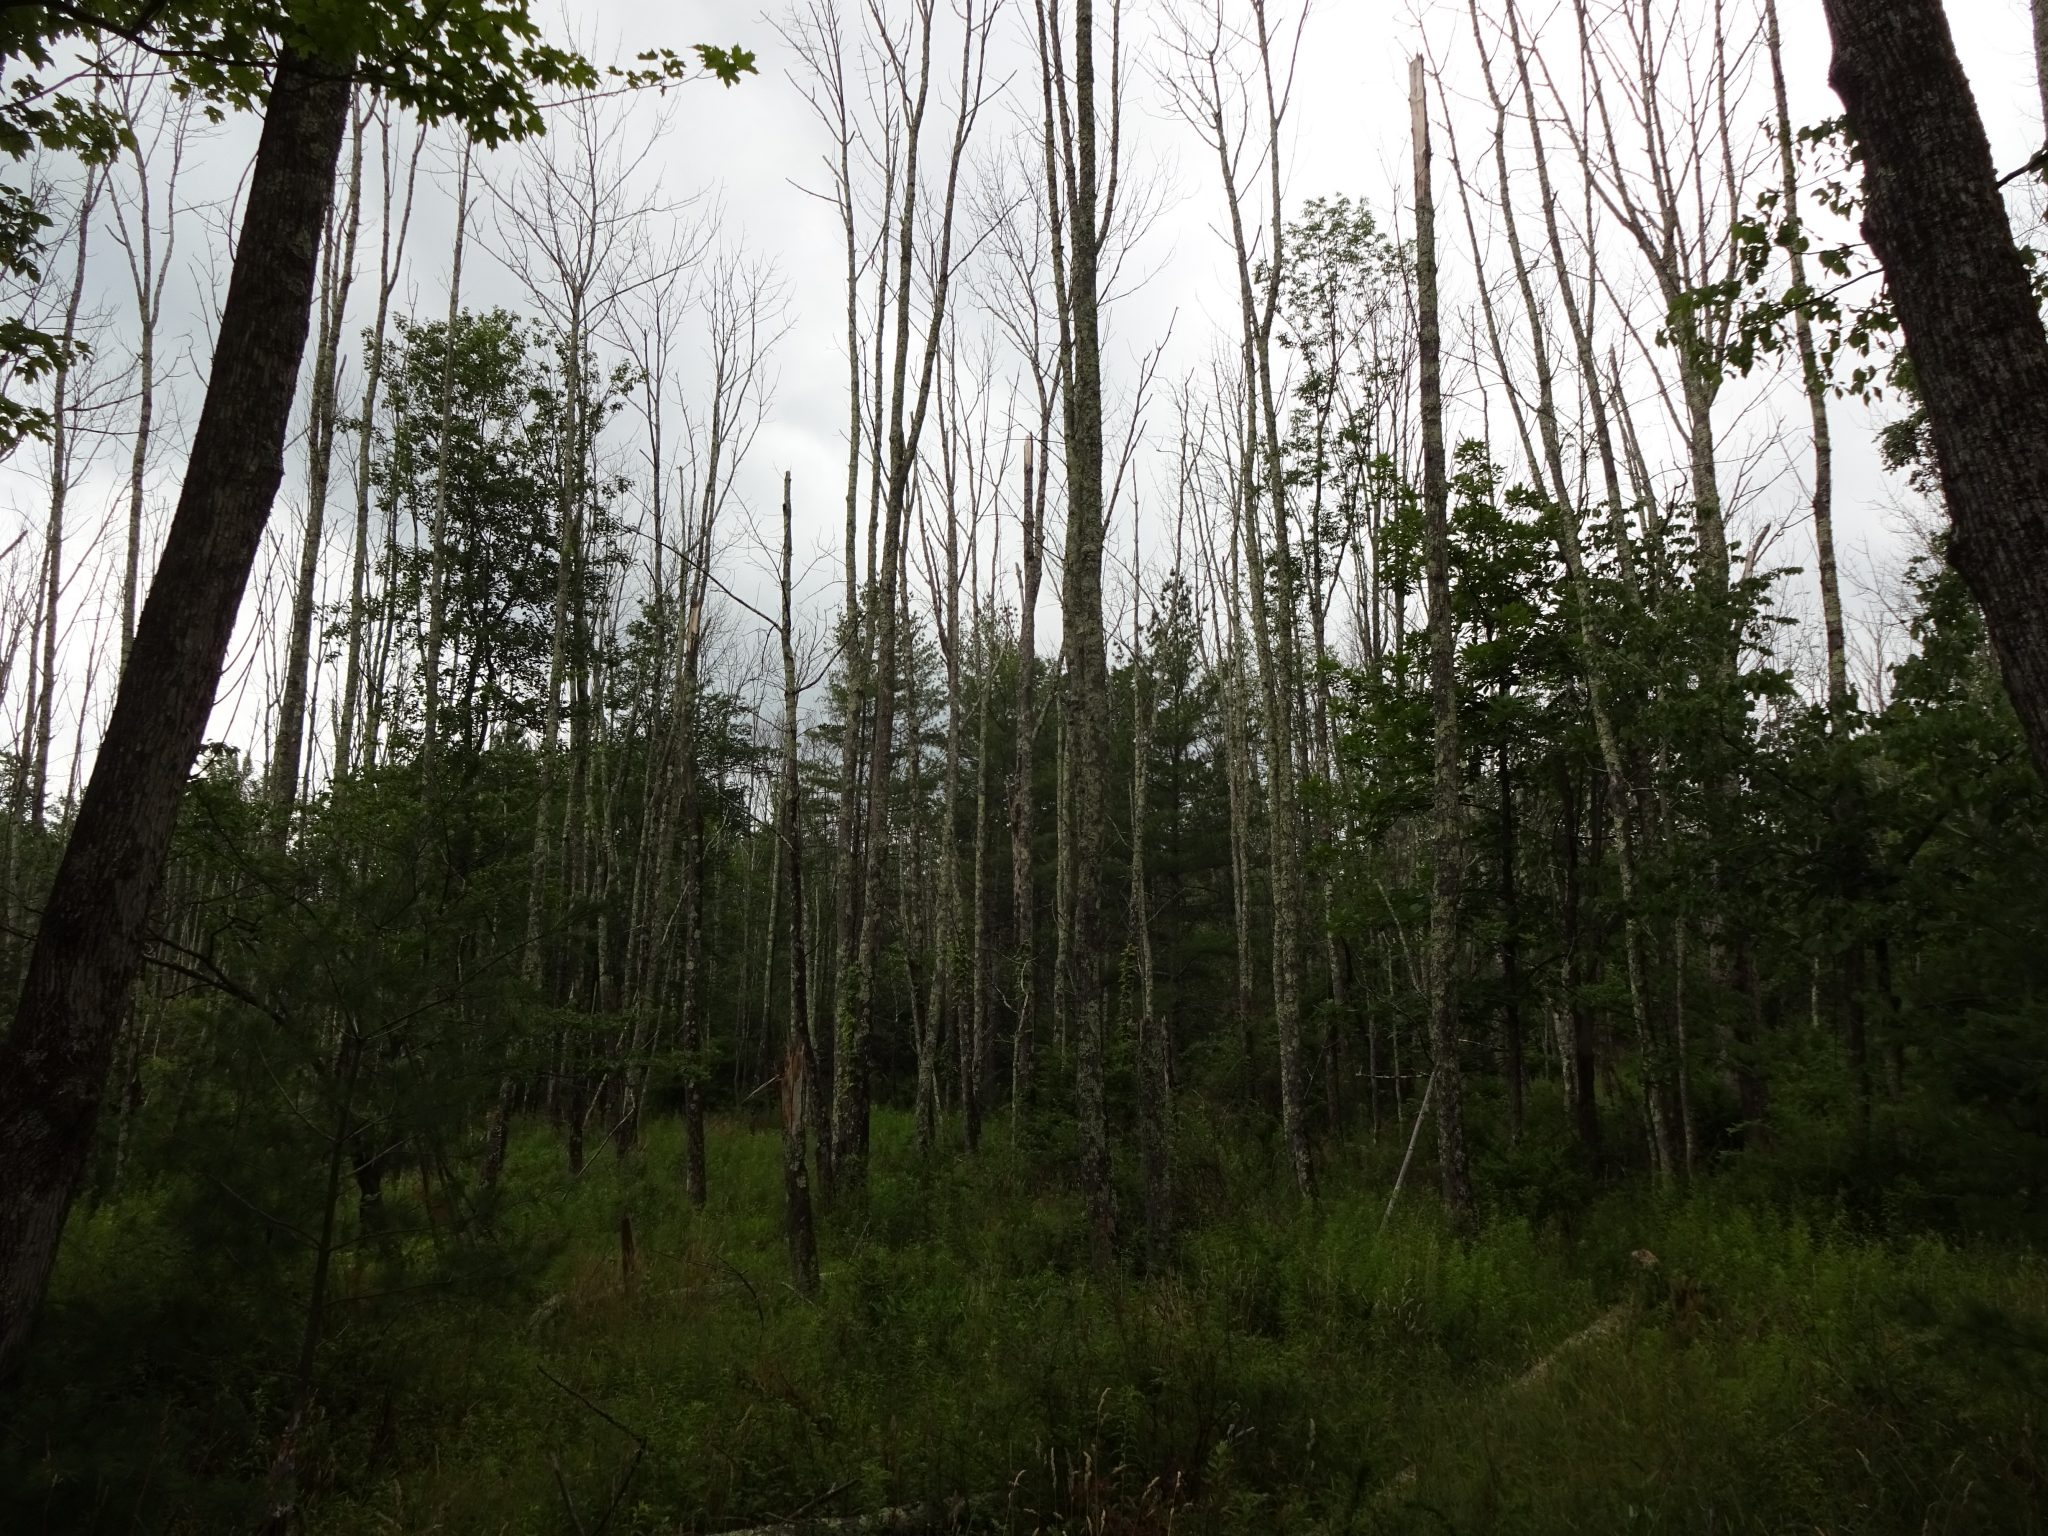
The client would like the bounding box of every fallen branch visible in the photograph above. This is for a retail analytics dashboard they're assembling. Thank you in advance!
[1380,1068,1438,1235]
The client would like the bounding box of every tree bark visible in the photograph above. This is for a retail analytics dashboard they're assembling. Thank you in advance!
[2034,0,2048,147]
[778,474,821,1295]
[1054,0,1116,1258]
[1130,533,1169,1268]
[32,164,100,833]
[1765,0,1846,716]
[1009,435,1043,1117]
[0,47,352,1383]
[1823,0,2048,780]
[1412,56,1475,1224]
[418,137,472,775]
[336,110,420,780]
[270,103,363,810]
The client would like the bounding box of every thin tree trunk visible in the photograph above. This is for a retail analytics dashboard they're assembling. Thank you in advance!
[937,416,966,1150]
[1559,760,1603,1167]
[1204,0,1315,1200]
[337,112,422,780]
[1009,436,1042,1118]
[112,92,189,670]
[270,103,364,811]
[1765,0,1845,716]
[1498,742,1525,1143]
[778,473,821,1293]
[420,137,472,774]
[2035,0,2048,147]
[32,165,101,832]
[1450,39,1675,1179]
[1413,57,1474,1224]
[968,513,994,1147]
[1130,531,1169,1268]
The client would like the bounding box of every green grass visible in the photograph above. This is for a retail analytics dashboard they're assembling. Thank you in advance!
[7,1110,2046,1533]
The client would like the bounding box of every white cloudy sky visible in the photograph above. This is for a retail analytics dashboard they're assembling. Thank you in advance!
[16,0,2048,785]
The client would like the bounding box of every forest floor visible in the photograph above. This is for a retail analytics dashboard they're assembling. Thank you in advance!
[10,1104,2048,1534]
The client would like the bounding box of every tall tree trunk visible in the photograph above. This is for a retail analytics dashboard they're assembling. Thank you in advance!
[968,515,994,1148]
[937,427,966,1149]
[1453,32,1676,1178]
[419,137,472,775]
[1204,0,1315,1200]
[33,165,101,832]
[1413,57,1475,1223]
[270,104,364,811]
[1055,0,1116,1258]
[2035,0,2048,149]
[1822,0,2048,780]
[833,0,987,1190]
[1009,436,1043,1117]
[1130,536,1169,1269]
[778,476,821,1293]
[112,92,189,670]
[0,48,352,1383]
[1559,760,1603,1167]
[1765,0,1845,716]
[1497,742,1526,1142]
[1215,587,1257,1082]
[336,112,421,780]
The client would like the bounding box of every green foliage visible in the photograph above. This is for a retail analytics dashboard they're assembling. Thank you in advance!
[12,1112,2045,1532]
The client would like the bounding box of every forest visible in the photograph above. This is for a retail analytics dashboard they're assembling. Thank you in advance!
[0,0,2046,1530]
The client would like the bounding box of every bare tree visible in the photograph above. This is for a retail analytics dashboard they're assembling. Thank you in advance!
[1411,56,1474,1224]
[107,62,196,668]
[31,159,104,833]
[335,104,424,779]
[777,472,821,1293]
[1166,0,1316,1199]
[796,0,998,1191]
[1035,0,1129,1244]
[269,95,367,811]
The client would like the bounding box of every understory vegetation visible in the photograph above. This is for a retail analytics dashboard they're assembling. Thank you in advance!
[11,1111,2046,1534]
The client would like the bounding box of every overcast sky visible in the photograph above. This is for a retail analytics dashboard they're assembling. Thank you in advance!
[474,0,2045,601]
[17,0,2048,782]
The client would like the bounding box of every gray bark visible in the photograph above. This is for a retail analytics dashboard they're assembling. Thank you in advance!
[1822,0,2048,780]
[0,46,352,1383]
[269,103,365,811]
[1412,57,1475,1223]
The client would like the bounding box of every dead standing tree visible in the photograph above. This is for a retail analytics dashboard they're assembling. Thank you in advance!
[789,0,997,1193]
[488,84,686,1179]
[1164,0,1316,1199]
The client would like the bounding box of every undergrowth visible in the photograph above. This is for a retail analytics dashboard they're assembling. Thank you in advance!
[4,1108,2044,1533]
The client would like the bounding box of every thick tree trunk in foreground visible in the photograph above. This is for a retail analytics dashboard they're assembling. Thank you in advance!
[0,49,351,1383]
[1824,0,2048,780]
